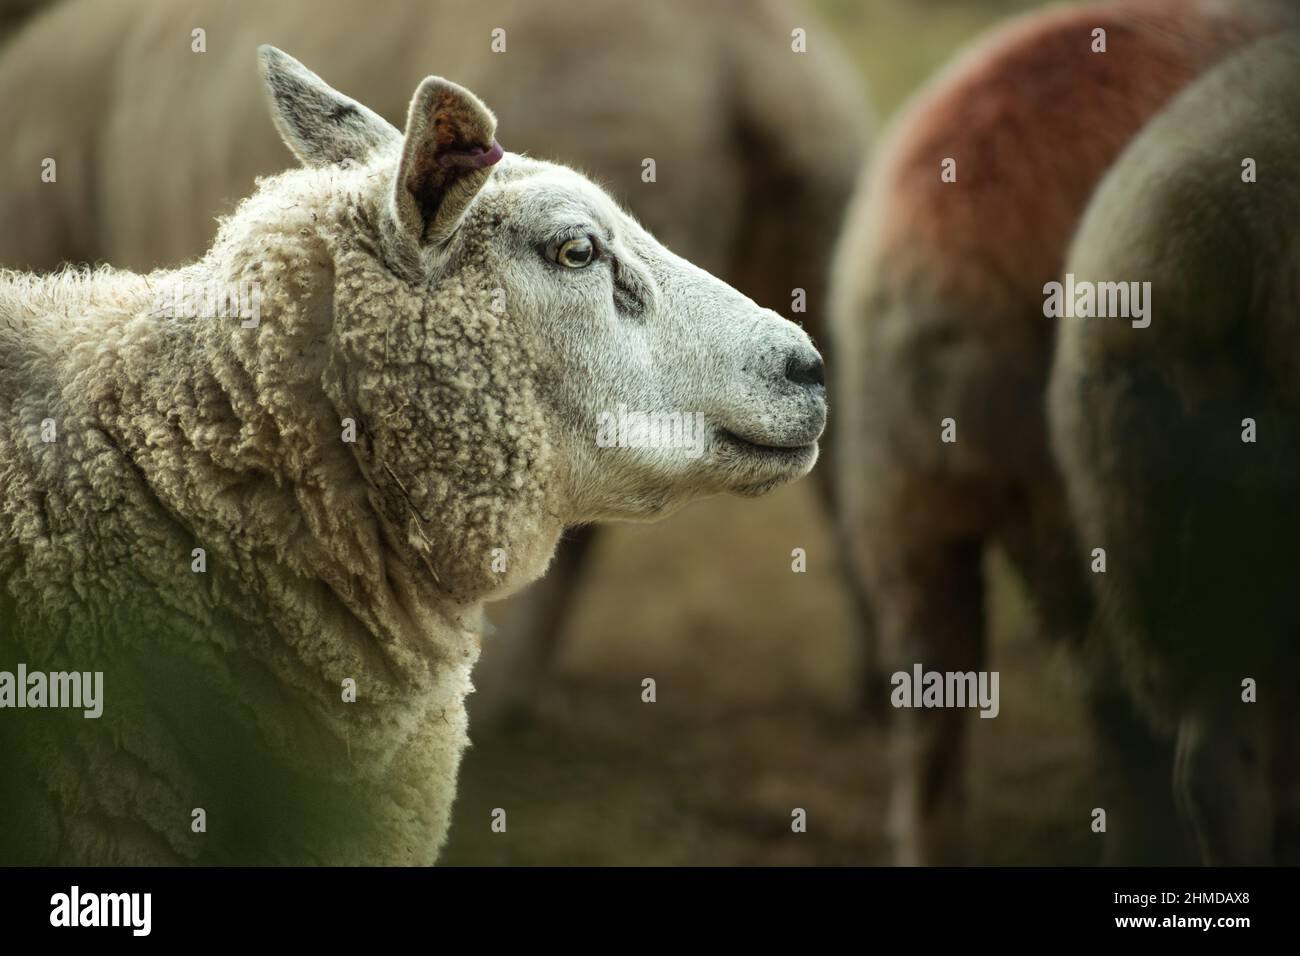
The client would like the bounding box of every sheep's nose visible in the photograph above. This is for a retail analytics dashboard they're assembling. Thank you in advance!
[784,349,825,391]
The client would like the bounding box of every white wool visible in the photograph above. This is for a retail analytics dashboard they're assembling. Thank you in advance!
[0,49,826,863]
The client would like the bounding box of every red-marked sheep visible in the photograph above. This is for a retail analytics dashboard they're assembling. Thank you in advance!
[830,0,1291,863]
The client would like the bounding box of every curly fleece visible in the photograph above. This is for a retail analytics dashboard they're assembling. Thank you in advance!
[0,156,559,864]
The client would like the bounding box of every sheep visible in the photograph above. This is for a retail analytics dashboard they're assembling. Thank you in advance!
[0,0,869,723]
[0,47,829,865]
[1049,29,1300,865]
[828,0,1296,864]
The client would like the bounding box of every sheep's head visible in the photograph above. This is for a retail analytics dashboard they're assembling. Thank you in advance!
[258,48,826,602]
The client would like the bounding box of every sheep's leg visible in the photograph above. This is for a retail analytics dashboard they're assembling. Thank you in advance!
[995,481,1092,645]
[996,481,1192,863]
[815,442,883,721]
[1273,716,1300,864]
[1174,707,1273,865]
[469,526,599,728]
[869,536,986,865]
[843,526,886,724]
[1084,669,1192,864]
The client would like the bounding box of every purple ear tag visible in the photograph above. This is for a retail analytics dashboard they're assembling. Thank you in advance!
[437,140,505,170]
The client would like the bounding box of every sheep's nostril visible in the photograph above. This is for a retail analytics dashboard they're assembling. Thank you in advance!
[784,351,825,390]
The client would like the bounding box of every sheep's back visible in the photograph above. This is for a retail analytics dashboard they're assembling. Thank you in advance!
[830,0,1280,495]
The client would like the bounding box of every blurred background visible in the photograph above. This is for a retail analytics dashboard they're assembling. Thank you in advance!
[445,0,1092,866]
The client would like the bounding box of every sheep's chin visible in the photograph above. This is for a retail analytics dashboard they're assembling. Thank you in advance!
[711,433,820,496]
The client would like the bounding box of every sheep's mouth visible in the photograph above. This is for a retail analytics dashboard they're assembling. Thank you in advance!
[717,429,817,457]
[715,428,819,495]
[715,429,820,488]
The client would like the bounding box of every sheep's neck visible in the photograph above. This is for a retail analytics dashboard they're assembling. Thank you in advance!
[65,266,479,702]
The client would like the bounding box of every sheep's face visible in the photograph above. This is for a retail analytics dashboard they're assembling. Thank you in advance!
[259,48,825,597]
[475,157,826,521]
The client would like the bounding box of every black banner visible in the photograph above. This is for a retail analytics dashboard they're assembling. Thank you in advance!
[0,866,1287,942]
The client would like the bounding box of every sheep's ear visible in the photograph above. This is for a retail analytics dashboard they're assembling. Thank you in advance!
[258,45,400,167]
[392,76,502,247]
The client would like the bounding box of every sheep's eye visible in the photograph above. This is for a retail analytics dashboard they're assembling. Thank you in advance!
[550,235,596,268]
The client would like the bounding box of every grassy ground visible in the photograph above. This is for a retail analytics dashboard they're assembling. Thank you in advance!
[442,0,1097,866]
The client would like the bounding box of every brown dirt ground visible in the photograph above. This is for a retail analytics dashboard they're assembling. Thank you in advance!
[443,485,1097,865]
